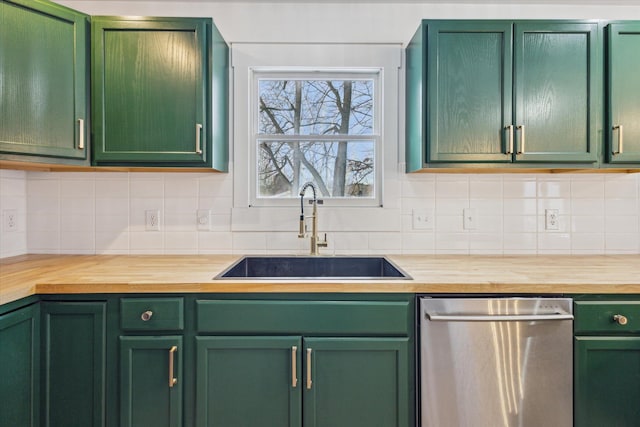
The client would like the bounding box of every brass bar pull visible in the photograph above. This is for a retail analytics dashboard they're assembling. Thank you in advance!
[78,118,85,150]
[613,125,624,155]
[169,346,178,388]
[505,125,514,154]
[516,125,525,154]
[291,346,298,388]
[195,123,203,154]
[306,348,312,390]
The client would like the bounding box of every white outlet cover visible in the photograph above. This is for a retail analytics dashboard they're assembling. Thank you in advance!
[3,209,17,232]
[145,210,160,231]
[197,209,212,231]
[545,209,559,231]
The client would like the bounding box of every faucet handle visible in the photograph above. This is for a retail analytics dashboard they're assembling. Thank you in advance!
[298,215,306,238]
[317,233,328,248]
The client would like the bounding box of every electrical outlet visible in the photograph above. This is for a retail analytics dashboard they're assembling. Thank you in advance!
[545,209,559,231]
[145,210,160,231]
[197,209,212,231]
[3,209,17,232]
[463,208,477,230]
[412,209,433,230]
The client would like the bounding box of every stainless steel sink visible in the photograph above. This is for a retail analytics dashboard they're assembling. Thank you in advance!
[215,256,411,280]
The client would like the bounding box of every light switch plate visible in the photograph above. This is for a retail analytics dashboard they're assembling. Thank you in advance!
[412,209,433,230]
[463,208,477,230]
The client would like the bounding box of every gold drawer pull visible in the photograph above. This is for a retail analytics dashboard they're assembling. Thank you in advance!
[169,346,178,387]
[613,314,628,326]
[291,346,298,388]
[306,348,313,390]
[141,310,153,321]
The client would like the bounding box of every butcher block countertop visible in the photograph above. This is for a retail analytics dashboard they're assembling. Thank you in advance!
[1,254,639,305]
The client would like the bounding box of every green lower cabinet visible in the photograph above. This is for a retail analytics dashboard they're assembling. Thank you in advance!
[195,336,302,427]
[303,338,409,427]
[0,303,40,427]
[194,335,409,427]
[41,301,106,427]
[574,336,640,426]
[120,336,183,427]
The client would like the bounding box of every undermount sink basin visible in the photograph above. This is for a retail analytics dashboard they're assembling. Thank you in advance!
[215,256,411,280]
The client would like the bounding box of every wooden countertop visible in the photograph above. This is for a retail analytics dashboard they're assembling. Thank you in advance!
[1,254,639,305]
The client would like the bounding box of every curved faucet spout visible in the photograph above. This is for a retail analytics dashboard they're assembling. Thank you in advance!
[299,182,317,199]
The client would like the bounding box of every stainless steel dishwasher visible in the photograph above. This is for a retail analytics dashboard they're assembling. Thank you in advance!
[419,297,573,427]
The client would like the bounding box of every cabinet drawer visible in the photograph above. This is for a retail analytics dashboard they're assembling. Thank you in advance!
[196,300,411,336]
[574,301,640,334]
[120,298,184,331]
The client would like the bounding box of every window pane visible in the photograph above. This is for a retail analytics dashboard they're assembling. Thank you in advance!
[259,80,373,136]
[257,140,375,198]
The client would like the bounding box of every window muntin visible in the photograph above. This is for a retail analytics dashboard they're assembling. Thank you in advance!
[253,72,380,203]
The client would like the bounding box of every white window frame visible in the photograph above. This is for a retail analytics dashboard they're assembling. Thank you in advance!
[250,67,382,207]
[231,43,402,233]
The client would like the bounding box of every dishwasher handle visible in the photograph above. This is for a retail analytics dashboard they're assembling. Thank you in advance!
[425,312,573,322]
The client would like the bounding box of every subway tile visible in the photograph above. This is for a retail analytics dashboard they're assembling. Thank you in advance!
[571,233,604,251]
[96,232,129,253]
[504,215,537,233]
[606,216,639,233]
[605,175,638,199]
[504,233,537,251]
[165,232,198,251]
[503,179,536,198]
[436,177,469,199]
[571,178,605,199]
[369,232,402,251]
[469,178,503,199]
[130,232,164,253]
[503,198,537,216]
[605,233,639,252]
[537,179,571,198]
[571,198,604,216]
[130,179,164,198]
[571,215,605,233]
[538,233,571,251]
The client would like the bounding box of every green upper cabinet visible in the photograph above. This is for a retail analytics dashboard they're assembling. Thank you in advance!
[0,303,39,427]
[406,20,600,171]
[606,22,640,164]
[91,17,229,170]
[0,0,89,163]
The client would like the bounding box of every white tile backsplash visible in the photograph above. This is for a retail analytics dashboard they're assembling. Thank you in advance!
[1,171,639,257]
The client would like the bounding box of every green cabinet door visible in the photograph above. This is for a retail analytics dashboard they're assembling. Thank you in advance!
[424,21,514,164]
[406,20,600,170]
[92,17,226,168]
[607,22,640,164]
[303,337,410,427]
[513,22,599,164]
[41,302,105,427]
[0,0,88,162]
[0,303,39,427]
[120,336,183,427]
[195,336,302,427]
[575,336,640,427]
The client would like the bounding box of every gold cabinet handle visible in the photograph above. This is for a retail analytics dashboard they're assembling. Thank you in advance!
[505,125,514,154]
[169,346,178,387]
[306,348,313,390]
[613,314,628,326]
[195,123,203,154]
[291,346,298,388]
[77,118,85,150]
[516,125,525,154]
[141,310,153,321]
[613,125,624,155]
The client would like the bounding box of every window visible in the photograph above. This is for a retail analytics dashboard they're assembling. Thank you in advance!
[231,43,401,232]
[251,69,381,206]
